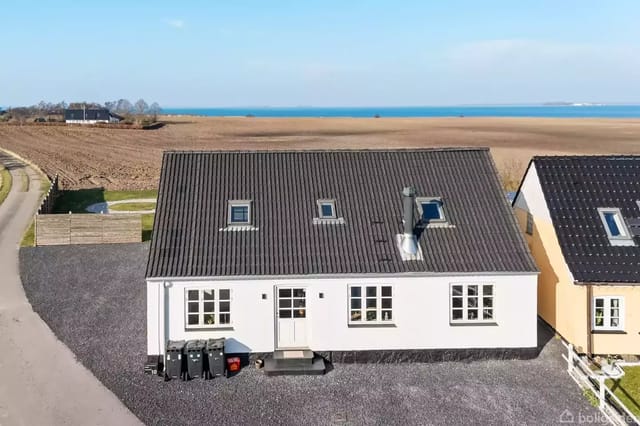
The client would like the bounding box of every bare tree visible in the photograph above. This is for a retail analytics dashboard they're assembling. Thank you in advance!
[134,99,148,115]
[149,102,161,121]
[104,101,116,112]
[115,99,133,114]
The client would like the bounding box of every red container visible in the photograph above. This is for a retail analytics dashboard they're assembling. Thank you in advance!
[226,356,241,372]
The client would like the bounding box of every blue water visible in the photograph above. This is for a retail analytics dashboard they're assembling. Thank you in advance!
[163,105,640,118]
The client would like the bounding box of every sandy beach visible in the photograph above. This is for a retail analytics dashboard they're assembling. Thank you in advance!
[1,116,639,190]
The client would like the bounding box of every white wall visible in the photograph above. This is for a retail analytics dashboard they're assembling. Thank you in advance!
[147,273,538,355]
[65,119,109,124]
[514,162,551,221]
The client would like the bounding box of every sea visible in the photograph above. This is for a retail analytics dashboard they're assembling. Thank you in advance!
[162,105,640,118]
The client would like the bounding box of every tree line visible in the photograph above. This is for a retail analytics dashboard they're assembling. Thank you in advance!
[1,99,162,123]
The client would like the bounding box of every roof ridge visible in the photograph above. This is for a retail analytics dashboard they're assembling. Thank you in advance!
[162,147,490,155]
[534,154,640,160]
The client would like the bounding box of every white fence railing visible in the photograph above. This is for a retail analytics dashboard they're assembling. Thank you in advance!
[562,341,639,426]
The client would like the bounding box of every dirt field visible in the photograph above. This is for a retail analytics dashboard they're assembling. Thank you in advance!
[1,116,640,190]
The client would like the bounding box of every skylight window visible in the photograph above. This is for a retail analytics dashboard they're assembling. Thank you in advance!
[597,208,634,246]
[416,197,446,224]
[317,199,336,219]
[228,200,252,225]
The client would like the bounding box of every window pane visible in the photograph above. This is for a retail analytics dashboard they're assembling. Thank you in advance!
[483,309,493,320]
[382,310,392,321]
[203,290,215,300]
[467,309,478,320]
[231,205,249,223]
[452,309,463,320]
[293,289,306,298]
[351,287,361,298]
[279,299,291,308]
[595,298,604,308]
[293,309,306,318]
[219,313,230,324]
[611,298,619,308]
[483,285,493,296]
[452,297,463,308]
[293,298,306,308]
[611,318,619,327]
[366,298,377,309]
[188,302,199,313]
[351,310,362,321]
[351,299,361,309]
[279,289,291,298]
[187,290,199,301]
[204,314,215,325]
[366,311,377,321]
[452,285,463,296]
[594,308,604,326]
[188,314,199,325]
[483,297,493,308]
[220,301,230,312]
[604,212,621,236]
[279,309,291,318]
[467,297,478,308]
[421,202,441,221]
[219,289,230,300]
[467,285,478,296]
[366,287,377,297]
[611,308,619,318]
[203,301,215,312]
[381,298,392,309]
[320,203,334,217]
[381,286,392,297]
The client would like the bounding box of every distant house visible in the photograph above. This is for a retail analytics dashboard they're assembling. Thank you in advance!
[145,148,538,374]
[513,156,640,356]
[64,108,123,124]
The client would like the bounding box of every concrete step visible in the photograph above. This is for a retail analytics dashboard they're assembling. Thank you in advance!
[264,353,326,376]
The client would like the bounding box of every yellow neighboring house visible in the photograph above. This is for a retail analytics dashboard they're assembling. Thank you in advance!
[513,155,640,356]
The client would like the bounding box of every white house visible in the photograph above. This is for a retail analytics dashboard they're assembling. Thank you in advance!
[146,148,538,374]
[64,108,122,124]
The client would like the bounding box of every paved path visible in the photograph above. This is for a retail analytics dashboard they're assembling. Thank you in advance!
[0,151,141,426]
[86,198,156,214]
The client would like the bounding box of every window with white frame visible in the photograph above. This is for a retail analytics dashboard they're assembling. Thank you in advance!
[593,296,624,331]
[416,197,446,224]
[349,285,393,324]
[317,199,337,219]
[597,208,633,246]
[450,283,494,323]
[228,200,252,225]
[185,289,231,328]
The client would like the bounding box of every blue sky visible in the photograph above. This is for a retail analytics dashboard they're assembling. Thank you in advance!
[2,1,639,107]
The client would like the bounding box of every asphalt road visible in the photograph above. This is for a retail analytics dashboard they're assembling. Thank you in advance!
[0,150,141,426]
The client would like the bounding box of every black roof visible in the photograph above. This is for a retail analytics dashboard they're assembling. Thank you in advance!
[533,156,640,283]
[64,108,112,120]
[146,149,537,278]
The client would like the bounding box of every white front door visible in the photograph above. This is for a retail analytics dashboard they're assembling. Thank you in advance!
[276,287,308,349]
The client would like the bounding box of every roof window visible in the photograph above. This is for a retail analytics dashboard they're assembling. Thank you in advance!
[317,199,336,219]
[228,200,252,226]
[597,208,634,246]
[416,197,447,225]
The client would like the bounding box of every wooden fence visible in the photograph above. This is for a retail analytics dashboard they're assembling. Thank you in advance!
[36,213,141,246]
[38,174,60,214]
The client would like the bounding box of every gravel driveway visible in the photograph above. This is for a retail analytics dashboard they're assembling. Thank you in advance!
[20,243,604,425]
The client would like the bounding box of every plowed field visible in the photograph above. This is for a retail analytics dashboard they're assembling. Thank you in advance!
[1,116,640,190]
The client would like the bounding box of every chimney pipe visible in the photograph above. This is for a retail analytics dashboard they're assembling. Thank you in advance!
[401,186,418,255]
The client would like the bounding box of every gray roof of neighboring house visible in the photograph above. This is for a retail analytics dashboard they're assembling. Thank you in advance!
[64,108,119,121]
[146,149,537,278]
[532,155,640,284]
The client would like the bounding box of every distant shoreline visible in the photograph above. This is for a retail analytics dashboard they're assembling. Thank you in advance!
[161,105,640,119]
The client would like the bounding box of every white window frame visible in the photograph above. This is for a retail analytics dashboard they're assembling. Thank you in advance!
[228,200,252,226]
[317,199,337,219]
[592,296,624,331]
[597,208,633,244]
[450,283,495,324]
[416,197,446,224]
[185,288,232,329]
[348,284,393,325]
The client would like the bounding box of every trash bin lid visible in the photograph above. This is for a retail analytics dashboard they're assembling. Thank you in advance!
[206,338,225,349]
[186,339,206,350]
[166,340,186,350]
